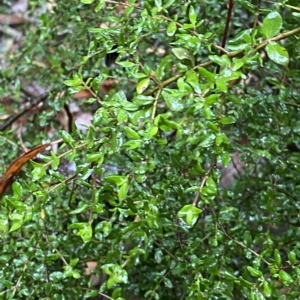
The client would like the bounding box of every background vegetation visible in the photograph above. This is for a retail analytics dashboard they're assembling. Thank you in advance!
[1,0,300,299]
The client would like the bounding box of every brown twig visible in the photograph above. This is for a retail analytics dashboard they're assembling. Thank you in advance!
[216,0,234,75]
[0,93,49,131]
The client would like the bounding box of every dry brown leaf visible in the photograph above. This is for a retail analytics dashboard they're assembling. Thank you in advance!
[0,143,50,197]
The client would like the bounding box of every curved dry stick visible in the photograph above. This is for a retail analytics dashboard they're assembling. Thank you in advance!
[0,143,51,197]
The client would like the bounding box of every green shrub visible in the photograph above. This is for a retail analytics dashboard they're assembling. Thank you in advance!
[1,0,300,299]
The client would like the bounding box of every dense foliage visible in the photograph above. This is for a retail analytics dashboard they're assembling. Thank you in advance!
[1,0,300,299]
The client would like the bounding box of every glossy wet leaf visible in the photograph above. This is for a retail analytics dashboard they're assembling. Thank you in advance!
[279,270,293,286]
[167,21,177,36]
[162,89,185,112]
[177,204,202,227]
[81,0,95,3]
[189,6,197,25]
[266,41,289,66]
[31,161,46,181]
[247,266,262,277]
[124,126,140,139]
[261,11,282,38]
[136,78,150,94]
[118,180,129,202]
[69,222,93,243]
[172,48,195,66]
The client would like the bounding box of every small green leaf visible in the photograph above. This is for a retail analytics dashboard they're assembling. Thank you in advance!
[116,61,136,68]
[205,94,220,105]
[177,204,202,227]
[172,48,195,66]
[238,276,254,288]
[220,269,237,280]
[70,204,89,214]
[261,11,282,38]
[247,266,262,277]
[199,135,215,148]
[266,42,289,66]
[278,270,293,286]
[31,161,46,181]
[51,151,60,170]
[274,249,282,267]
[86,153,104,163]
[208,55,230,67]
[220,116,235,124]
[263,280,271,297]
[154,0,162,7]
[164,277,173,288]
[95,221,112,237]
[154,249,163,263]
[162,0,176,9]
[123,140,142,150]
[162,90,185,112]
[95,0,105,11]
[205,177,217,194]
[12,182,22,198]
[243,231,252,247]
[167,21,177,36]
[69,258,79,267]
[133,95,154,105]
[101,264,128,287]
[60,130,75,147]
[198,67,216,82]
[136,78,150,94]
[118,180,129,202]
[63,75,82,87]
[156,55,172,81]
[216,133,229,146]
[9,219,23,232]
[227,29,253,51]
[69,222,92,243]
[206,121,219,133]
[0,216,9,233]
[144,125,158,138]
[288,251,296,264]
[104,175,127,186]
[185,69,201,93]
[189,5,197,25]
[81,0,95,3]
[127,197,137,213]
[124,126,140,139]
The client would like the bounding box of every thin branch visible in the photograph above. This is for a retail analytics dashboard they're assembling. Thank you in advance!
[151,88,162,120]
[222,227,270,265]
[192,164,215,206]
[216,0,234,74]
[145,26,300,97]
[0,93,49,131]
[284,102,300,108]
[0,24,22,39]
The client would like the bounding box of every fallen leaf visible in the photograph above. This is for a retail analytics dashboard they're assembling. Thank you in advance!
[0,143,50,197]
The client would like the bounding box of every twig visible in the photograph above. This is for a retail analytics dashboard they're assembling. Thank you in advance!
[221,227,270,265]
[145,26,300,96]
[192,164,215,206]
[0,24,22,40]
[0,93,49,131]
[284,102,300,108]
[216,0,234,75]
[151,88,162,120]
